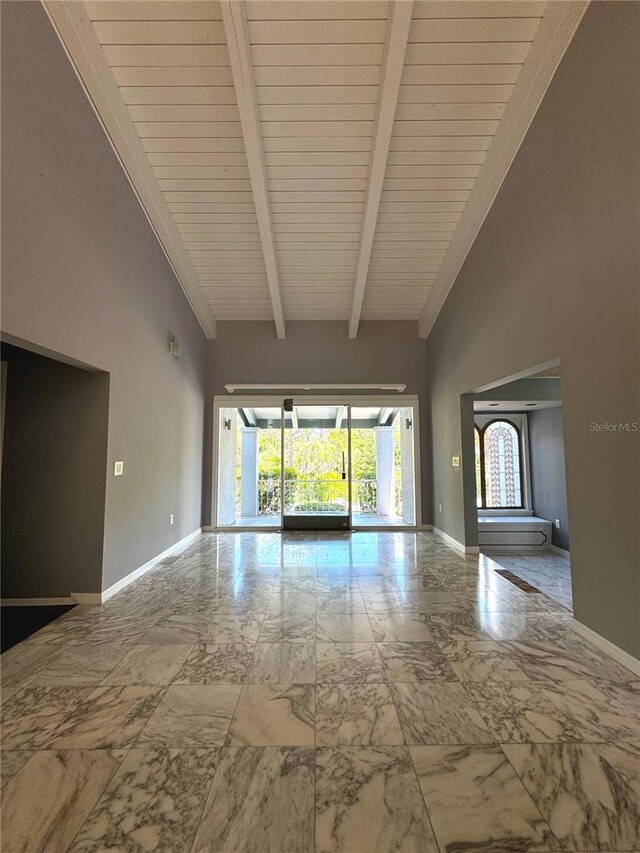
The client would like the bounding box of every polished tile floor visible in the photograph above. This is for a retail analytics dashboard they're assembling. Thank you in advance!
[479,549,574,611]
[1,531,639,852]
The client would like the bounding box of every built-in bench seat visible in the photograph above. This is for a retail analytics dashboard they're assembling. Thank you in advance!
[478,515,552,552]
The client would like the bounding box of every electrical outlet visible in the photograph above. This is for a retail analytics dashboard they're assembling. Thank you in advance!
[451,455,460,468]
[170,514,174,526]
[114,461,124,476]
[555,518,561,529]
[439,503,442,513]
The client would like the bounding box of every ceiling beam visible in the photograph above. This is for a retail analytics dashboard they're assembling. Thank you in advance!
[377,407,394,426]
[42,1,217,339]
[348,0,413,339]
[290,407,299,430]
[221,0,286,339]
[335,406,345,429]
[242,407,257,427]
[417,1,589,339]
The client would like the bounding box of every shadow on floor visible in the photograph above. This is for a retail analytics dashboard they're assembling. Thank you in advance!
[479,550,573,612]
[1,605,76,652]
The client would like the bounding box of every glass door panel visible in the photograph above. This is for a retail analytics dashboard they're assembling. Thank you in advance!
[282,403,351,530]
[350,405,417,527]
[216,405,282,528]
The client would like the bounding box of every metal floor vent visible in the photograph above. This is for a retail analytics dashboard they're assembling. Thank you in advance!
[494,570,541,594]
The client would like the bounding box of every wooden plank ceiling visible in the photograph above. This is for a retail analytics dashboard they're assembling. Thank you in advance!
[54,0,586,337]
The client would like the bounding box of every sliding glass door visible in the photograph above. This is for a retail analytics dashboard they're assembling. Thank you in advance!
[214,397,418,530]
[282,403,351,530]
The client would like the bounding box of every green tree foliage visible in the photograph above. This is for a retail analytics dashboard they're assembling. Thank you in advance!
[255,427,378,480]
[240,420,405,516]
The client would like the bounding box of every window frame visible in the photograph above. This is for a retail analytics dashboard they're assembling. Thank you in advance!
[475,417,526,510]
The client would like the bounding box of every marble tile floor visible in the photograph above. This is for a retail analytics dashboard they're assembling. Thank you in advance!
[1,530,639,853]
[480,550,574,611]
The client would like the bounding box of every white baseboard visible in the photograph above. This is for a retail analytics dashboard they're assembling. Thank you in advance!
[0,597,75,606]
[572,619,640,677]
[432,526,480,557]
[70,592,103,605]
[71,528,202,606]
[550,544,571,558]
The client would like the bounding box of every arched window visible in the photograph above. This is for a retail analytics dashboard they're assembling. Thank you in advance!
[474,426,482,508]
[475,419,523,509]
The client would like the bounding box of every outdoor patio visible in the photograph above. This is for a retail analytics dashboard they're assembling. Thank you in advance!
[226,512,406,529]
[224,478,406,528]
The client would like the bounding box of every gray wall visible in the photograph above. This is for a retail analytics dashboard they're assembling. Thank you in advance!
[1,3,208,592]
[427,3,640,656]
[529,407,570,552]
[205,320,430,525]
[1,344,109,597]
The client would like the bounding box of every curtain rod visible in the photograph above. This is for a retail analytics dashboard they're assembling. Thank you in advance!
[224,383,406,394]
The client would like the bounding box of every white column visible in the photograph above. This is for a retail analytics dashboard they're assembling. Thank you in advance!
[375,426,394,517]
[218,410,238,526]
[400,410,416,525]
[240,427,259,518]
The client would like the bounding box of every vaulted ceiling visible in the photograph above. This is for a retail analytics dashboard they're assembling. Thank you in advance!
[44,0,587,338]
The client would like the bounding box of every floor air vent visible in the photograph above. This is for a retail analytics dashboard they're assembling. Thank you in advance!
[494,570,541,594]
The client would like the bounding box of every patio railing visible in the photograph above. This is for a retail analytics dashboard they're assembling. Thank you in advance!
[237,478,401,516]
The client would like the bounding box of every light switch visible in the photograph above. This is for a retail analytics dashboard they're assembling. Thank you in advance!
[451,455,461,467]
[114,461,124,476]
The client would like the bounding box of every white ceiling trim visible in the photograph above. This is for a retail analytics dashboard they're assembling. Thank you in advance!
[42,0,217,339]
[221,0,286,339]
[417,0,590,339]
[348,0,414,339]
